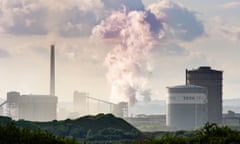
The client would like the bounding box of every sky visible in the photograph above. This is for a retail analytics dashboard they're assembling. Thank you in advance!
[0,0,239,104]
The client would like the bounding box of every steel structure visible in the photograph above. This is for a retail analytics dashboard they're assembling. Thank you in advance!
[186,66,223,124]
[73,91,128,117]
[167,85,208,130]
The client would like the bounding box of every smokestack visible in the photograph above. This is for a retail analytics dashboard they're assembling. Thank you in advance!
[50,45,55,96]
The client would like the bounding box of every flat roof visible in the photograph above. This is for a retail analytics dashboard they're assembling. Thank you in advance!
[187,66,223,73]
[168,84,206,89]
[18,95,57,104]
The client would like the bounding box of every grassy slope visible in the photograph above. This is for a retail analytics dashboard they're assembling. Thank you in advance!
[0,114,143,141]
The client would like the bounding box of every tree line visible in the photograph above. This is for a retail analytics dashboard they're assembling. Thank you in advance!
[134,123,240,144]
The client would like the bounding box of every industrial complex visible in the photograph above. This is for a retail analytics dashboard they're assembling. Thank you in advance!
[166,66,223,130]
[0,44,238,131]
[0,45,57,121]
[0,45,128,121]
[5,91,57,121]
[73,91,128,118]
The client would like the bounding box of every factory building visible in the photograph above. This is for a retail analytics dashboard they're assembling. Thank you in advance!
[167,85,208,130]
[73,91,88,116]
[186,66,223,124]
[7,91,57,121]
[0,45,58,121]
[73,91,128,118]
[113,102,128,117]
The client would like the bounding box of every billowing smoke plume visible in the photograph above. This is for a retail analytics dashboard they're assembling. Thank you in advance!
[93,9,155,105]
[93,0,204,105]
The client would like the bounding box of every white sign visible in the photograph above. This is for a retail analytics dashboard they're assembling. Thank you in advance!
[168,93,207,104]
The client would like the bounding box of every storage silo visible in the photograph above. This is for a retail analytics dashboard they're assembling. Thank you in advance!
[167,85,208,130]
[186,66,223,124]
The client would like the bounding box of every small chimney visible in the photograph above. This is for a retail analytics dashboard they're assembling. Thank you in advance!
[50,45,55,96]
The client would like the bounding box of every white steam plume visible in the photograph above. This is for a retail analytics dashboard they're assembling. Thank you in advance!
[92,0,204,106]
[93,9,155,105]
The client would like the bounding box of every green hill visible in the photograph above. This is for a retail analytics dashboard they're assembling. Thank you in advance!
[0,122,77,144]
[0,114,142,142]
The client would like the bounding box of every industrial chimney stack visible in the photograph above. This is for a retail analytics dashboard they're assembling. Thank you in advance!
[50,45,55,96]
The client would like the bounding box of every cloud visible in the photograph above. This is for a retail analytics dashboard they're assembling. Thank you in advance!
[102,0,145,11]
[0,49,10,58]
[220,2,240,9]
[220,25,240,41]
[153,43,189,56]
[0,0,48,35]
[0,0,204,41]
[147,0,204,41]
[209,17,240,41]
[0,0,103,37]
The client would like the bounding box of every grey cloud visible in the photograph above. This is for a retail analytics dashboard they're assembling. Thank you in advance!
[7,9,48,35]
[0,0,48,35]
[121,0,145,11]
[0,49,10,58]
[0,0,145,37]
[102,0,145,11]
[94,0,204,42]
[145,11,163,36]
[0,0,204,41]
[148,0,204,41]
[0,0,101,37]
[57,8,99,37]
[165,9,204,41]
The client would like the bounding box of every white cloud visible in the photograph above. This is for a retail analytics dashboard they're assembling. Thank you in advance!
[0,0,103,37]
[0,0,204,41]
[209,16,240,41]
[220,2,240,9]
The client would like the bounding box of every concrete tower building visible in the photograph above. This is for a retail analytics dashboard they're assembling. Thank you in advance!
[186,66,223,124]
[167,85,208,130]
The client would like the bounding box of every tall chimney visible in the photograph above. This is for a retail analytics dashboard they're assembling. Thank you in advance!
[50,45,55,96]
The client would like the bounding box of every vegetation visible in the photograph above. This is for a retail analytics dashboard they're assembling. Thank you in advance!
[0,114,142,142]
[135,123,240,144]
[2,115,240,143]
[0,121,77,144]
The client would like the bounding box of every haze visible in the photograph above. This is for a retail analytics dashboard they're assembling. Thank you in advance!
[0,0,239,105]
